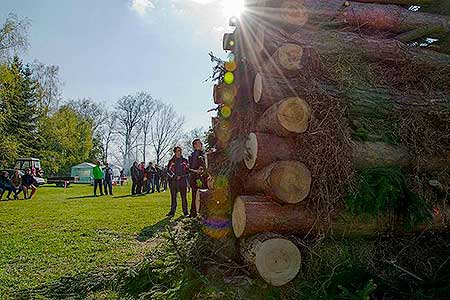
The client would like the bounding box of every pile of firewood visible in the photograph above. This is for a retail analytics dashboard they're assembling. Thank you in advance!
[205,0,450,286]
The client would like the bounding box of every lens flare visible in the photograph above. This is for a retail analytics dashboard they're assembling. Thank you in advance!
[224,72,234,84]
[222,0,245,18]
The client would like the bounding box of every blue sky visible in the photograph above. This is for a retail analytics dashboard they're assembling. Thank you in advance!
[0,0,240,129]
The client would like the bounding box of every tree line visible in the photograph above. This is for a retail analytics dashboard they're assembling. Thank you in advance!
[0,14,205,176]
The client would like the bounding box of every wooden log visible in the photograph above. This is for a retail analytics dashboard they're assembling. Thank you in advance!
[245,161,312,204]
[244,133,296,170]
[247,27,450,72]
[213,118,232,149]
[250,0,450,34]
[223,33,236,51]
[240,232,301,286]
[243,133,450,172]
[206,150,228,174]
[233,196,450,239]
[256,97,311,136]
[232,196,316,238]
[213,83,238,105]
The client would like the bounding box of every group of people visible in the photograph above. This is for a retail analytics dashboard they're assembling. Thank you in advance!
[128,138,208,218]
[165,138,207,218]
[130,162,167,195]
[92,161,115,196]
[0,168,37,200]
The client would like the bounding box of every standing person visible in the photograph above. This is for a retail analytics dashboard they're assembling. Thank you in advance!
[93,160,104,197]
[120,169,125,186]
[166,146,190,217]
[138,162,145,194]
[103,162,114,196]
[12,169,24,199]
[188,139,207,217]
[161,167,168,191]
[145,162,154,194]
[22,168,37,199]
[0,171,18,200]
[130,162,139,195]
[154,164,161,193]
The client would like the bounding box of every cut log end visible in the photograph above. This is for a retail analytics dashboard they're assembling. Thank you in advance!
[270,161,312,203]
[241,233,301,286]
[277,97,310,133]
[253,73,263,103]
[244,132,258,169]
[232,196,246,238]
[280,0,309,26]
[256,238,301,286]
[276,44,303,71]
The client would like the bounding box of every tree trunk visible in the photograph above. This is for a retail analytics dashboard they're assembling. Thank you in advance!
[206,150,228,174]
[244,133,297,170]
[251,0,450,34]
[256,97,311,136]
[233,196,450,239]
[198,189,211,217]
[247,27,450,72]
[245,161,312,204]
[232,196,316,238]
[239,232,302,286]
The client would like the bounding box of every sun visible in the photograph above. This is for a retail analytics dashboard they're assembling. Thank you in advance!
[222,0,245,18]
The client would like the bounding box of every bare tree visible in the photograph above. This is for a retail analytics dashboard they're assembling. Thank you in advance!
[0,14,30,62]
[115,94,145,171]
[66,98,107,134]
[180,127,206,154]
[98,111,117,163]
[31,60,62,115]
[150,101,184,165]
[139,93,157,164]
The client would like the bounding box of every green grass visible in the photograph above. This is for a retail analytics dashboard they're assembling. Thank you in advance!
[0,184,187,297]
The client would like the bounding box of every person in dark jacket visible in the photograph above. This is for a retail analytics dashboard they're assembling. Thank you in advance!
[12,169,24,199]
[103,162,114,196]
[22,168,37,199]
[161,167,168,191]
[166,146,190,217]
[138,162,145,194]
[0,171,19,200]
[130,162,139,195]
[145,162,155,194]
[188,139,207,217]
[154,164,161,193]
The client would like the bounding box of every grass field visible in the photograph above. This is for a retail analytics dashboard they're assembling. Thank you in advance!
[0,183,185,297]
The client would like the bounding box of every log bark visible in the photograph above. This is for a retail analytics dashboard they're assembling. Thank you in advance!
[240,232,302,286]
[354,142,450,171]
[256,97,311,136]
[245,161,312,204]
[233,196,450,239]
[247,27,450,71]
[213,83,238,105]
[250,0,450,34]
[244,132,297,170]
[198,189,210,217]
[213,118,232,149]
[243,133,450,172]
[232,196,316,238]
[206,150,228,174]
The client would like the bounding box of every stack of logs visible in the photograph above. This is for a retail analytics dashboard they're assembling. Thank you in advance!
[205,0,450,287]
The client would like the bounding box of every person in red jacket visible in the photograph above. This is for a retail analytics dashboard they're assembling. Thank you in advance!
[166,146,189,217]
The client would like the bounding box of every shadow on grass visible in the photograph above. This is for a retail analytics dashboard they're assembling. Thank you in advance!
[66,195,99,200]
[137,217,171,242]
[113,194,146,199]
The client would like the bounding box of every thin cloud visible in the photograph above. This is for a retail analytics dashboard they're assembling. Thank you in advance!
[130,0,156,16]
